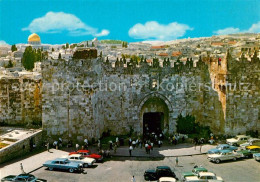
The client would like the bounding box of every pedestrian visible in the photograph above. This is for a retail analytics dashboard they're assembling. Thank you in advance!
[98,140,101,151]
[135,139,139,148]
[113,143,117,153]
[20,163,25,174]
[182,136,185,143]
[131,175,136,182]
[175,157,179,166]
[147,144,151,154]
[129,138,132,147]
[172,136,175,145]
[58,137,63,148]
[132,140,136,149]
[46,142,50,152]
[129,145,133,156]
[194,137,198,150]
[139,139,142,148]
[84,138,88,149]
[76,143,79,151]
[159,133,163,140]
[145,143,148,154]
[151,142,153,150]
[53,141,58,149]
[67,139,72,148]
[158,140,161,148]
[115,137,119,146]
[109,141,113,150]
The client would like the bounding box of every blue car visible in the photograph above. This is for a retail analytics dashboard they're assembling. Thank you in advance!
[43,158,83,173]
[253,153,260,161]
[208,144,238,154]
[1,174,47,182]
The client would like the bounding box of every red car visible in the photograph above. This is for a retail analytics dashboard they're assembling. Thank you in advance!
[69,150,103,162]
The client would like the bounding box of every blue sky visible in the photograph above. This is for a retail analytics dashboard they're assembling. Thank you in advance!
[0,0,260,44]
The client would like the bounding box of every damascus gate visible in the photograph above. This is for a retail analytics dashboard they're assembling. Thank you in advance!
[41,50,259,142]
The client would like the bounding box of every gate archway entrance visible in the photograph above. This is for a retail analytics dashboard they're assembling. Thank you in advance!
[139,96,170,138]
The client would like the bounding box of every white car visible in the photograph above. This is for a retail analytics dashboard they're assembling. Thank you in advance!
[226,135,250,146]
[240,138,260,149]
[159,177,177,182]
[64,154,96,167]
[207,150,241,163]
[184,172,223,182]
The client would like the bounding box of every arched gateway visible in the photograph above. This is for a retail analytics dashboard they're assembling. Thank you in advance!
[138,93,174,136]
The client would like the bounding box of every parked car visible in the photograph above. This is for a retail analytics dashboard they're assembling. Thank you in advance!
[253,153,260,161]
[207,150,241,163]
[144,166,178,181]
[237,146,260,158]
[159,177,177,182]
[182,167,208,180]
[183,172,223,182]
[43,158,83,173]
[207,144,237,154]
[226,135,251,146]
[1,174,47,182]
[240,138,260,149]
[63,154,96,167]
[69,150,103,162]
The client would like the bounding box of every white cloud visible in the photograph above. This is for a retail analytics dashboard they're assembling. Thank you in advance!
[128,21,193,41]
[95,29,110,37]
[0,40,8,46]
[214,21,260,35]
[247,21,260,33]
[22,11,109,37]
[213,27,240,35]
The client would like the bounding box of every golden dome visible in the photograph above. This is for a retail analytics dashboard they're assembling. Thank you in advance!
[28,33,41,42]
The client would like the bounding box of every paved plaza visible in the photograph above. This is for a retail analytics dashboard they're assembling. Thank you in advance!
[1,144,260,182]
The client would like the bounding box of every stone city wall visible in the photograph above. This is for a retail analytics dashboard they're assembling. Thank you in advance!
[41,57,225,141]
[0,76,42,126]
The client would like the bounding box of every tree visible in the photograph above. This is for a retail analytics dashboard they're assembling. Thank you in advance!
[87,41,89,47]
[62,45,65,49]
[99,51,102,58]
[52,47,55,52]
[58,53,61,59]
[66,43,69,49]
[92,42,94,47]
[22,46,35,70]
[11,45,17,52]
[6,60,13,68]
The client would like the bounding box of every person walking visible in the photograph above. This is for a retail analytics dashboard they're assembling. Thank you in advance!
[194,137,198,150]
[132,140,136,149]
[158,140,161,148]
[113,143,117,154]
[129,138,132,147]
[76,143,79,151]
[151,142,154,150]
[145,142,148,154]
[115,137,119,146]
[175,157,179,167]
[46,142,50,152]
[147,144,151,154]
[129,145,133,156]
[84,138,88,149]
[58,138,63,148]
[131,175,136,182]
[20,163,25,174]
